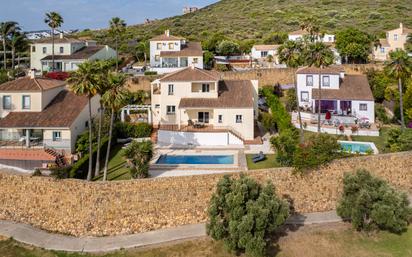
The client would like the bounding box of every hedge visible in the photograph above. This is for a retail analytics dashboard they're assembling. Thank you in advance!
[114,122,152,139]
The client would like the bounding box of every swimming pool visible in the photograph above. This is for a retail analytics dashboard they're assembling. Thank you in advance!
[156,155,235,165]
[338,141,378,154]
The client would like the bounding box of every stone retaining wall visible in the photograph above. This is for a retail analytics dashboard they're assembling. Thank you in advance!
[0,152,411,237]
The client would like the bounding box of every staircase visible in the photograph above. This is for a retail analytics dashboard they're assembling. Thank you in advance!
[44,147,67,167]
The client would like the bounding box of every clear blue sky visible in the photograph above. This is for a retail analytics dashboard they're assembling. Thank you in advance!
[0,0,218,31]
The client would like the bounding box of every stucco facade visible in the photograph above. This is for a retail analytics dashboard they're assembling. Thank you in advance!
[373,23,411,61]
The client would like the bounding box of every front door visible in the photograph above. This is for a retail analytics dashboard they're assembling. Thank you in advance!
[198,112,209,123]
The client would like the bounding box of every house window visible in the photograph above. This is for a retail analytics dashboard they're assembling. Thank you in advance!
[380,47,385,53]
[2,95,11,110]
[394,34,398,41]
[261,51,268,58]
[322,76,330,87]
[218,115,223,123]
[166,105,176,115]
[202,83,210,92]
[59,47,64,53]
[301,91,309,102]
[155,55,160,61]
[306,75,313,86]
[168,42,174,50]
[193,58,198,64]
[168,84,174,95]
[359,103,368,111]
[155,104,160,108]
[157,43,162,50]
[85,121,89,128]
[32,46,36,52]
[236,115,243,123]
[22,95,30,110]
[52,131,62,141]
[328,36,333,42]
[42,47,47,54]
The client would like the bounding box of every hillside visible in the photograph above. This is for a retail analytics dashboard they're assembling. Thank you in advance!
[87,0,412,45]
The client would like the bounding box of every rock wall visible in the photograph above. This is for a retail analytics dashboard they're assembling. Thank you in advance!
[0,152,410,237]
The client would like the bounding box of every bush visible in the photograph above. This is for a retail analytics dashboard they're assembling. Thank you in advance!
[207,175,289,257]
[50,166,71,179]
[270,128,299,166]
[285,88,297,112]
[262,87,292,133]
[293,133,340,172]
[114,122,152,139]
[260,112,275,131]
[32,168,42,177]
[337,169,412,233]
[144,71,157,76]
[375,104,391,124]
[385,128,412,152]
[123,140,153,179]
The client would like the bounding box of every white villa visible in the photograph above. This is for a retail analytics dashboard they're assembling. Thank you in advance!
[251,45,280,64]
[149,30,203,74]
[30,34,116,72]
[294,66,377,136]
[373,23,411,61]
[150,66,259,146]
[288,29,342,64]
[0,72,99,153]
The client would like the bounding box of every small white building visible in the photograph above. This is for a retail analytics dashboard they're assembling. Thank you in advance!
[149,30,203,74]
[251,45,280,63]
[295,66,375,123]
[150,67,258,146]
[30,34,116,72]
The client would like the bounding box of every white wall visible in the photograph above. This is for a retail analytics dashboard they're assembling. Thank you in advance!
[150,40,182,67]
[296,73,340,106]
[352,100,375,122]
[158,130,243,146]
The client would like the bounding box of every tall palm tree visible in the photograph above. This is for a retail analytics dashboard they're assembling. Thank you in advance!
[0,21,19,69]
[385,49,412,129]
[300,17,321,43]
[101,72,128,181]
[278,40,305,142]
[305,42,335,133]
[68,61,100,181]
[44,12,64,71]
[93,60,112,178]
[10,31,27,70]
[109,17,126,70]
[135,40,149,66]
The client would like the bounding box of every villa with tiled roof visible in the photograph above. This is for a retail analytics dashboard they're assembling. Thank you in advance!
[149,30,203,74]
[30,33,116,72]
[373,23,412,61]
[150,66,259,145]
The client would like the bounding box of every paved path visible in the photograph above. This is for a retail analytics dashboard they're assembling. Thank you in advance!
[0,211,342,253]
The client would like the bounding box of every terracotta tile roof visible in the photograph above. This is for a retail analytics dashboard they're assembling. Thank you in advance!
[0,149,55,161]
[379,39,390,47]
[0,77,66,91]
[253,45,280,51]
[160,42,203,57]
[179,80,254,109]
[312,74,374,101]
[296,66,344,75]
[32,37,83,44]
[41,46,105,61]
[159,67,221,82]
[0,90,88,128]
[150,34,185,41]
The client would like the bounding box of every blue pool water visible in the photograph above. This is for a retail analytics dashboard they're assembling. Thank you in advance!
[156,155,234,165]
[339,142,374,154]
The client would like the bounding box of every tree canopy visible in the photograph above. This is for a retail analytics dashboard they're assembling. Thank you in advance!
[335,28,372,63]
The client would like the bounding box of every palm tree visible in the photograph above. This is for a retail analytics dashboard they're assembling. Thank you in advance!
[10,31,27,70]
[135,40,149,66]
[44,12,64,71]
[278,40,305,142]
[385,49,412,129]
[0,21,19,69]
[68,61,100,181]
[101,72,128,181]
[300,17,321,43]
[305,42,335,132]
[109,17,126,70]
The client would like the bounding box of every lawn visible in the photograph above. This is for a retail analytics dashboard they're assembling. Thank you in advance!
[352,126,392,154]
[246,154,282,170]
[94,144,131,181]
[1,224,412,257]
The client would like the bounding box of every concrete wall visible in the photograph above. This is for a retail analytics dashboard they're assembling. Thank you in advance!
[0,151,410,236]
[158,130,243,146]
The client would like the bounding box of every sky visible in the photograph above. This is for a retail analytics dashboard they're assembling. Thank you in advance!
[0,0,218,31]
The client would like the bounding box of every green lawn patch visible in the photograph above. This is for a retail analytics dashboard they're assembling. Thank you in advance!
[94,144,131,181]
[352,126,392,154]
[246,154,282,170]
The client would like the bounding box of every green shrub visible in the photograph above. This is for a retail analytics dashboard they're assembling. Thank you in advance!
[207,175,289,257]
[50,166,71,179]
[123,140,153,179]
[31,168,42,177]
[385,128,412,152]
[270,128,299,166]
[114,122,152,138]
[293,133,340,172]
[144,71,157,76]
[262,87,292,133]
[260,112,275,131]
[375,104,391,124]
[337,169,412,233]
[285,88,297,112]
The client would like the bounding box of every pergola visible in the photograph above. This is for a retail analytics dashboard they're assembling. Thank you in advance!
[120,105,152,124]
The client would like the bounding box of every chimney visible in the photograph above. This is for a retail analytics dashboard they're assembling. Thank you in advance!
[190,63,195,70]
[400,22,403,30]
[59,32,64,39]
[29,69,37,79]
[165,30,170,37]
